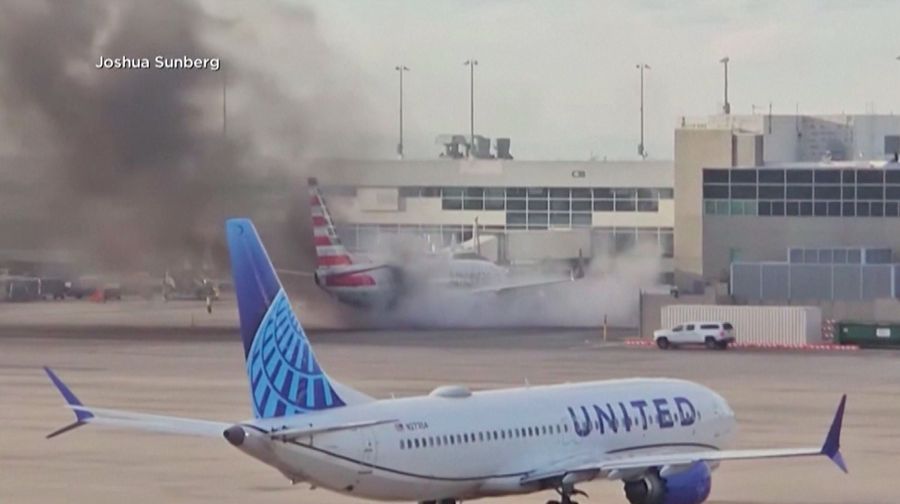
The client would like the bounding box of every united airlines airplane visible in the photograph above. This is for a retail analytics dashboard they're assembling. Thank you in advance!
[44,218,848,504]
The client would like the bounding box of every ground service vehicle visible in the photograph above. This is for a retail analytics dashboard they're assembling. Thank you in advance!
[654,321,735,350]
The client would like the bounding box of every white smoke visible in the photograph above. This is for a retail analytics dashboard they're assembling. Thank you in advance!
[357,237,663,328]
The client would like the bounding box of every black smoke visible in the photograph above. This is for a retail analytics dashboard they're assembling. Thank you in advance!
[0,0,376,274]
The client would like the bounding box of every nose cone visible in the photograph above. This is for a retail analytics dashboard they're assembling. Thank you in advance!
[223,425,247,447]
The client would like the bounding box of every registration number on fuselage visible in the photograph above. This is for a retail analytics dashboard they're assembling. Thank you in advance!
[396,421,429,432]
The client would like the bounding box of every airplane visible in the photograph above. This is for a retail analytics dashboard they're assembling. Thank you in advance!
[44,218,848,504]
[307,178,579,309]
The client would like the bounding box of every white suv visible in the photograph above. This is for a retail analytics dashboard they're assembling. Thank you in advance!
[653,321,735,350]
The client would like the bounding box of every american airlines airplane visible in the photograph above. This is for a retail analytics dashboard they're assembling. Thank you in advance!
[307,178,576,309]
[44,218,847,504]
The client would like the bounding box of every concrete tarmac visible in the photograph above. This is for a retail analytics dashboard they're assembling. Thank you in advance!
[2,327,898,504]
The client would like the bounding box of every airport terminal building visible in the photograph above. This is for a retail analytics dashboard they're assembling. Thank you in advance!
[310,158,674,272]
[672,114,900,314]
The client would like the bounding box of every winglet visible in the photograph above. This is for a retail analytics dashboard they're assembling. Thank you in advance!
[820,394,847,473]
[44,367,93,438]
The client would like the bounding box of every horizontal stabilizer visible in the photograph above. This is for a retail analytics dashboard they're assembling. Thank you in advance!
[44,367,229,438]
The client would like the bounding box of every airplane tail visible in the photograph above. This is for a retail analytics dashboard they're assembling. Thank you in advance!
[308,178,354,268]
[226,218,364,418]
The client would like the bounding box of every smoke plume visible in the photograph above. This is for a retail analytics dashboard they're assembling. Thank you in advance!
[359,234,663,328]
[0,0,379,274]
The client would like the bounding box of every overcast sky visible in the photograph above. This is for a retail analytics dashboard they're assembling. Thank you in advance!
[302,0,900,161]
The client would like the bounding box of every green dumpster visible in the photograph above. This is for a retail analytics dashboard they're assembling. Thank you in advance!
[836,321,900,348]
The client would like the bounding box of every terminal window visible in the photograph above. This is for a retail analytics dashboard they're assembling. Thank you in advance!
[424,185,670,230]
[703,168,900,218]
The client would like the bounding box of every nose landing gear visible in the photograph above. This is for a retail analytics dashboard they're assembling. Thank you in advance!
[547,486,588,504]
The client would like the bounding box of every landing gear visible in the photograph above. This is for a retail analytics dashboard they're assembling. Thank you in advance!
[547,486,588,504]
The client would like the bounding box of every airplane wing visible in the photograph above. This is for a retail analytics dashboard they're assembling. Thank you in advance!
[470,276,575,295]
[44,367,230,439]
[520,395,847,486]
[278,265,400,280]
[323,264,398,278]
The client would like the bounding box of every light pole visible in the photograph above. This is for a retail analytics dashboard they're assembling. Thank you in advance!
[636,63,650,159]
[394,65,410,159]
[720,56,730,114]
[464,59,478,157]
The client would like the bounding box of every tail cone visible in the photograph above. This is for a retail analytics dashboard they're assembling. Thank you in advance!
[223,425,246,447]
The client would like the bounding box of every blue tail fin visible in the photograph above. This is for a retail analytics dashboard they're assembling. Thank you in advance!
[226,218,345,418]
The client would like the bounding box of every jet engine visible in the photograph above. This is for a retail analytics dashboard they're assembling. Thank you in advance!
[622,462,711,504]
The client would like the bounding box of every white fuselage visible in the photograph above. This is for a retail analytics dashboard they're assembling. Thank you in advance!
[233,378,736,502]
[316,257,507,309]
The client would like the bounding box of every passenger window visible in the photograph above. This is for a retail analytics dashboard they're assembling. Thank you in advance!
[436,437,442,447]
[500,430,506,439]
[456,434,462,444]
[673,325,683,332]
[478,432,484,442]
[400,440,404,450]
[429,436,434,446]
[493,431,499,440]
[414,439,420,448]
[449,436,455,446]
[686,324,695,330]
[556,425,561,434]
[700,324,718,330]
[723,323,734,330]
